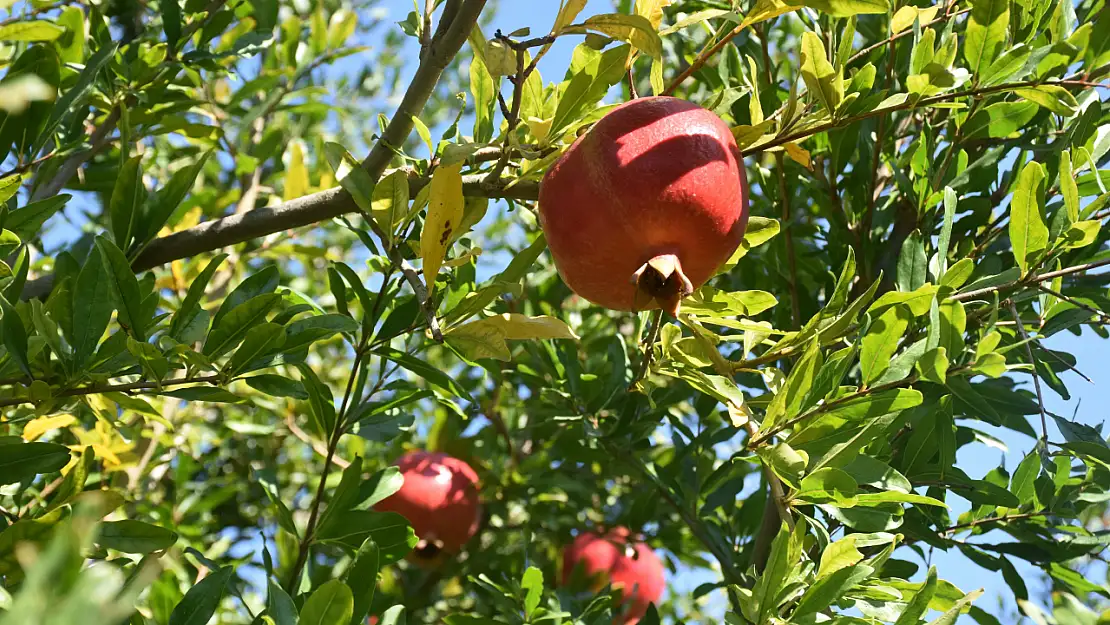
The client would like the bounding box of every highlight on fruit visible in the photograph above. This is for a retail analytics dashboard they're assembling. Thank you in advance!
[539,96,750,317]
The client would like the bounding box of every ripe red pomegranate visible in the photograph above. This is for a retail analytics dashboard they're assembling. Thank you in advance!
[539,96,749,316]
[374,451,481,558]
[562,528,665,624]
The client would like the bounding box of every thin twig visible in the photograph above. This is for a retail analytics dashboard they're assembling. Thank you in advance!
[952,256,1110,302]
[1008,300,1049,440]
[742,78,1103,158]
[397,256,443,342]
[846,8,972,66]
[1036,283,1110,323]
[942,511,1049,534]
[30,108,121,202]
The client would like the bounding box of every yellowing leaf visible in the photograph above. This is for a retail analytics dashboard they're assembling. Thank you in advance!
[582,14,662,60]
[964,0,1010,75]
[283,139,309,201]
[420,162,465,291]
[784,142,812,168]
[526,116,552,143]
[634,0,672,30]
[371,169,410,244]
[817,535,864,579]
[485,39,517,77]
[891,5,940,33]
[443,247,483,268]
[791,0,889,17]
[740,0,799,30]
[1062,220,1101,249]
[446,313,578,361]
[800,31,843,115]
[553,0,588,34]
[22,414,76,442]
[660,8,730,35]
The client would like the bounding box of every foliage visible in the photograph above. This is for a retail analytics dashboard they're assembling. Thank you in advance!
[0,0,1107,623]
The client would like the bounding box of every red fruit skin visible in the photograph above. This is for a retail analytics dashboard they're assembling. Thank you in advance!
[538,96,749,312]
[374,451,481,553]
[562,529,666,624]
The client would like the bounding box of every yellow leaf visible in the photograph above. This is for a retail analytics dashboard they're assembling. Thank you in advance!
[22,414,76,442]
[635,0,672,30]
[482,313,580,340]
[740,0,798,30]
[891,4,940,34]
[420,162,465,291]
[784,142,812,168]
[446,314,578,362]
[731,119,775,149]
[553,0,588,33]
[283,139,309,201]
[583,14,662,60]
[526,116,553,143]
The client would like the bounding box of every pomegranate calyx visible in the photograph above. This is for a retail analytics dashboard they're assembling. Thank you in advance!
[631,254,694,317]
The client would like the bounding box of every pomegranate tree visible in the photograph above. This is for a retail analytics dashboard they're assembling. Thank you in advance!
[562,528,666,624]
[375,451,481,558]
[538,96,750,316]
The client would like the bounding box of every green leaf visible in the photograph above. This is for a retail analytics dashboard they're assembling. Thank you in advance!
[160,387,243,403]
[792,563,873,618]
[1060,150,1079,222]
[347,538,380,625]
[860,305,912,385]
[981,44,1031,86]
[245,374,308,399]
[964,0,1010,75]
[792,0,889,18]
[226,322,285,375]
[1010,452,1040,505]
[162,0,181,49]
[36,41,117,154]
[140,151,211,245]
[0,441,70,485]
[267,581,298,625]
[800,31,843,115]
[894,566,938,625]
[0,21,65,42]
[897,231,927,292]
[755,523,805,621]
[817,534,864,578]
[916,346,949,384]
[1009,161,1048,275]
[169,566,232,625]
[211,265,279,329]
[300,579,354,625]
[315,511,417,562]
[203,293,282,359]
[70,250,112,368]
[96,520,178,554]
[1014,85,1078,116]
[823,388,924,421]
[963,102,1039,140]
[257,470,298,537]
[763,338,822,431]
[110,155,147,252]
[925,589,985,625]
[169,253,227,339]
[324,142,377,216]
[376,348,473,401]
[0,295,30,377]
[95,235,146,341]
[5,194,70,240]
[521,566,543,617]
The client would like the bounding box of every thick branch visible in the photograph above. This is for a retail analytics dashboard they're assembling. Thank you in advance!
[20,172,532,300]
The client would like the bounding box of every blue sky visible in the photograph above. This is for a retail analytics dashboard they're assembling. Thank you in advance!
[365,0,1109,622]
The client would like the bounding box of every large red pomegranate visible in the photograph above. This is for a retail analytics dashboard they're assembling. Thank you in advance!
[562,528,666,624]
[538,96,749,316]
[374,451,481,558]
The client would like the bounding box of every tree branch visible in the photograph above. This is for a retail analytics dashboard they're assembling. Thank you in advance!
[21,171,531,300]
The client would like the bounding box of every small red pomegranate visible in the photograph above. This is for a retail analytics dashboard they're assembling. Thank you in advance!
[562,528,665,624]
[374,451,481,558]
[539,96,749,316]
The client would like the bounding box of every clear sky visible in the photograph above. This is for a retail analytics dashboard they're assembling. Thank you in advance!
[367,0,1109,622]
